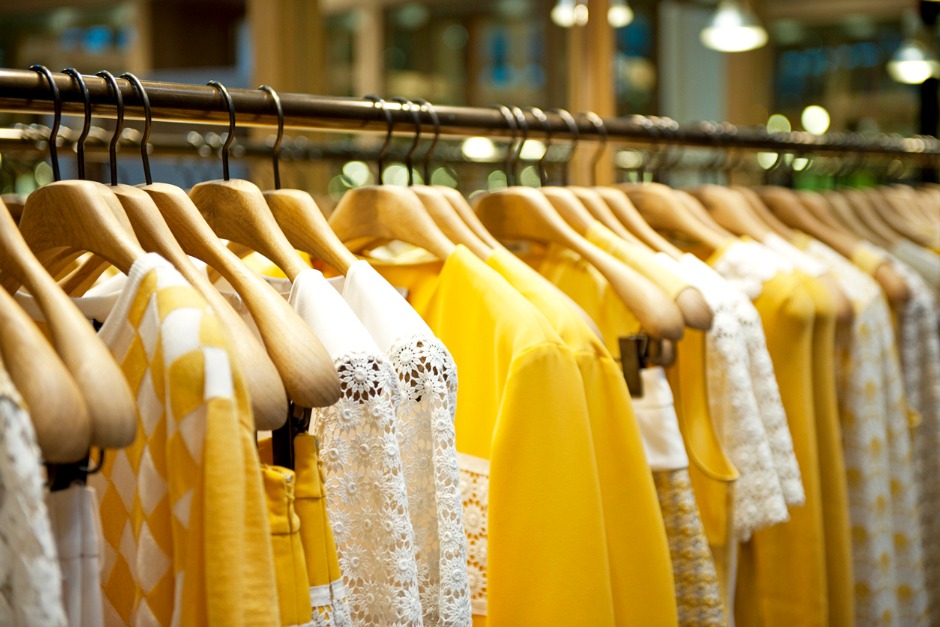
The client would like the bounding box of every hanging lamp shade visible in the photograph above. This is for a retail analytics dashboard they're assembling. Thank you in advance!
[887,38,940,84]
[700,0,769,53]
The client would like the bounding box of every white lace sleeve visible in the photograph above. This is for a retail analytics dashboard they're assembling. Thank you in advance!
[313,353,425,627]
[0,380,67,627]
[731,293,805,508]
[389,336,471,626]
[703,293,790,539]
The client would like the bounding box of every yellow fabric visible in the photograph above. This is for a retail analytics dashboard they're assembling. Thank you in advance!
[850,243,888,276]
[796,273,855,627]
[294,434,347,624]
[729,271,828,627]
[486,247,677,626]
[586,222,692,300]
[371,245,617,627]
[94,261,278,626]
[262,465,312,627]
[667,326,739,619]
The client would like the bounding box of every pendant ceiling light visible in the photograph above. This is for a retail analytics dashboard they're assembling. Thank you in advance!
[608,0,634,28]
[887,11,940,84]
[700,0,769,53]
[551,0,589,27]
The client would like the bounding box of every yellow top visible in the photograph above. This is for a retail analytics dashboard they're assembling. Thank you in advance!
[372,245,617,627]
[486,247,677,626]
[91,254,278,626]
[586,221,692,300]
[726,269,828,627]
[795,272,854,627]
[850,242,888,275]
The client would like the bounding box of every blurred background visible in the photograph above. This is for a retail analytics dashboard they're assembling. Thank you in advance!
[0,0,937,202]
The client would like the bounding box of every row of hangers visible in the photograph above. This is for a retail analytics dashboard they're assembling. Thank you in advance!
[3,66,937,472]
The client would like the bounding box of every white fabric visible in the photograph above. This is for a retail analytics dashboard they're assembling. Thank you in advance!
[328,261,471,627]
[0,370,68,627]
[762,233,828,277]
[892,239,940,294]
[630,367,689,472]
[455,453,488,618]
[46,485,103,627]
[280,269,424,627]
[668,253,793,539]
[708,239,793,300]
[804,239,929,626]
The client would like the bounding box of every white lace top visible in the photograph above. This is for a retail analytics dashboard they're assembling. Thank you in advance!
[698,245,807,510]
[0,368,67,627]
[278,269,424,626]
[803,239,928,626]
[671,253,795,540]
[328,261,471,626]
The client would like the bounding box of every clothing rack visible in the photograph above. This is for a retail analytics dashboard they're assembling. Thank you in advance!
[1,68,939,164]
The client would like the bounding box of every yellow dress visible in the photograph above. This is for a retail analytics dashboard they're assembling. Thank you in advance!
[708,244,829,627]
[85,254,278,626]
[486,247,678,626]
[372,245,616,627]
[523,242,732,625]
[259,434,350,626]
[795,272,854,627]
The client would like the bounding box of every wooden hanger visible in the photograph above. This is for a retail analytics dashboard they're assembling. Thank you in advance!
[823,190,894,247]
[760,187,910,305]
[9,68,139,450]
[542,186,713,331]
[731,185,796,239]
[0,208,91,462]
[250,86,358,275]
[593,186,685,258]
[83,73,288,430]
[189,82,310,281]
[474,186,685,340]
[144,181,340,409]
[690,184,773,241]
[866,187,935,246]
[621,182,731,252]
[328,97,456,259]
[392,97,492,260]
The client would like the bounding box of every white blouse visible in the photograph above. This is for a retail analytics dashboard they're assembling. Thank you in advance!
[328,261,471,627]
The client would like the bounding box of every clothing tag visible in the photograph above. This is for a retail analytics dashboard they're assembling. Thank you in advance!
[619,334,649,397]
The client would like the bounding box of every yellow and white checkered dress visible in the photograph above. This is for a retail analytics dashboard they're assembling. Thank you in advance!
[88,253,278,626]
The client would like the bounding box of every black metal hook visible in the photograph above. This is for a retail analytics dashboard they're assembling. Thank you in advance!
[61,68,92,181]
[551,108,580,185]
[490,105,518,186]
[364,95,393,185]
[510,106,529,185]
[29,65,62,182]
[207,80,236,181]
[579,111,606,187]
[392,97,421,186]
[259,85,284,190]
[525,107,551,186]
[412,98,440,184]
[119,72,153,185]
[95,70,124,186]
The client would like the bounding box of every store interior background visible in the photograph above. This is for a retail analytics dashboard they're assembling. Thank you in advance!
[0,0,936,205]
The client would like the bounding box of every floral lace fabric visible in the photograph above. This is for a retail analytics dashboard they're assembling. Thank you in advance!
[804,240,928,626]
[455,454,488,618]
[388,335,471,627]
[888,257,938,624]
[312,352,424,627]
[676,255,792,540]
[0,369,67,626]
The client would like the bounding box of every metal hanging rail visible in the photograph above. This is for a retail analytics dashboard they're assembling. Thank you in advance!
[0,68,938,161]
